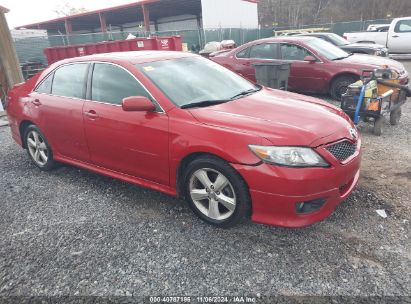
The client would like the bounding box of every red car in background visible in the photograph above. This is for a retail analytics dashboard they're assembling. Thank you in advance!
[7,51,361,228]
[210,37,409,99]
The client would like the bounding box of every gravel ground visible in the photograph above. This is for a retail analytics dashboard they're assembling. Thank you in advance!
[0,62,410,303]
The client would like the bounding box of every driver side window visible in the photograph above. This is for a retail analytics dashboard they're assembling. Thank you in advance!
[91,63,151,105]
[280,44,312,61]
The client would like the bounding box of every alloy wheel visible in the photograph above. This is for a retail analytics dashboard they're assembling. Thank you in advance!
[189,168,236,221]
[27,130,49,166]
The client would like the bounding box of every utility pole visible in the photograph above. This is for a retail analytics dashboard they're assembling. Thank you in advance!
[0,5,24,93]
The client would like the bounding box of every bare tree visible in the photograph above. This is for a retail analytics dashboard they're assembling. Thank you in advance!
[312,0,333,24]
[259,0,411,28]
[53,3,88,17]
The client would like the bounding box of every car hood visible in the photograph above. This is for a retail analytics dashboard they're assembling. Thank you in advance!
[344,43,386,50]
[338,54,405,71]
[188,89,354,147]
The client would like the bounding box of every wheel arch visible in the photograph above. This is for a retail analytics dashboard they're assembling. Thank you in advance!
[19,120,35,148]
[329,72,360,90]
[175,152,250,200]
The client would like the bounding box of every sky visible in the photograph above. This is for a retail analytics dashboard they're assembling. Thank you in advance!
[2,0,136,28]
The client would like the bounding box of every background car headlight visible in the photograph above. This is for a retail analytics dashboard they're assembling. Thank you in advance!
[249,145,329,168]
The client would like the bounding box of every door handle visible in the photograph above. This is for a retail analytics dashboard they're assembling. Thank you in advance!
[392,35,399,38]
[32,99,41,106]
[85,110,98,119]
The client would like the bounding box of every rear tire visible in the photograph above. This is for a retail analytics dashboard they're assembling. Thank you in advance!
[183,156,251,228]
[330,75,357,101]
[24,125,57,171]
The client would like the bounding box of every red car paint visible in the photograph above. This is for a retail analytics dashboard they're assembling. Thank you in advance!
[210,37,409,95]
[6,51,361,227]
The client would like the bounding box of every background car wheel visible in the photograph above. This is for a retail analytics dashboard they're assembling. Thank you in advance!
[24,125,57,171]
[184,156,251,228]
[330,75,357,100]
[389,107,402,126]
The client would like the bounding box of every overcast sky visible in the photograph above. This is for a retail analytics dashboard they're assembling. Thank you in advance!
[2,0,135,28]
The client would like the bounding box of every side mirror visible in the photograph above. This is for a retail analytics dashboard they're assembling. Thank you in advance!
[122,96,156,112]
[304,55,317,63]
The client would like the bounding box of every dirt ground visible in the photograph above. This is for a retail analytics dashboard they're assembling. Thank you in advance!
[357,60,411,216]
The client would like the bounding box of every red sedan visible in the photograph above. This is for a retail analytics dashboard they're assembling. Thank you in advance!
[210,37,409,99]
[7,51,361,228]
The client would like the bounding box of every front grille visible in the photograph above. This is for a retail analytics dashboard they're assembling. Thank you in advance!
[326,140,357,161]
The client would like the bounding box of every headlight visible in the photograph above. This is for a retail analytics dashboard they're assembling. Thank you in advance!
[374,50,383,56]
[249,145,329,168]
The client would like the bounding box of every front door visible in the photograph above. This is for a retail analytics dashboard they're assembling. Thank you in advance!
[279,43,327,93]
[83,63,169,185]
[388,19,411,53]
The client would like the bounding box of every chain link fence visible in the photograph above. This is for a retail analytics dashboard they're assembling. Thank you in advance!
[12,17,393,79]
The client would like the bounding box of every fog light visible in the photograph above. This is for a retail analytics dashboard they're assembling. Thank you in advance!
[295,198,327,214]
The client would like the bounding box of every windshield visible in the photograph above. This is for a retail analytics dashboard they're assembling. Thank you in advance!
[137,56,258,108]
[306,38,350,60]
[326,34,350,46]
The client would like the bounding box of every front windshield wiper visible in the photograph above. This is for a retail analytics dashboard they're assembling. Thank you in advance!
[181,86,262,109]
[180,99,230,109]
[230,86,262,100]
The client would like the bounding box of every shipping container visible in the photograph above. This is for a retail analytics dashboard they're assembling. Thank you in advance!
[43,36,183,64]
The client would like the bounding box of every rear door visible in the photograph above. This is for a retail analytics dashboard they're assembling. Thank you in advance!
[29,63,90,161]
[388,19,411,53]
[232,43,279,81]
[83,62,169,185]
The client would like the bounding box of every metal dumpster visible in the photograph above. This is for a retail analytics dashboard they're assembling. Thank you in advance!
[43,36,183,65]
[253,62,291,90]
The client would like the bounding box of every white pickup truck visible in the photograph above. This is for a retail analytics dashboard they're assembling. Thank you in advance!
[344,17,411,53]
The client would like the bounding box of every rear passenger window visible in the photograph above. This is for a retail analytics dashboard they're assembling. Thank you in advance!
[249,43,278,60]
[35,73,53,94]
[236,48,250,58]
[51,64,88,99]
[91,63,150,105]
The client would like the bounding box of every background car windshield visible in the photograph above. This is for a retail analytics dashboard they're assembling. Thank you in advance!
[137,57,257,107]
[306,38,349,60]
[327,34,350,46]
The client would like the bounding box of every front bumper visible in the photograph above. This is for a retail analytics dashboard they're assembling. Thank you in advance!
[232,139,361,228]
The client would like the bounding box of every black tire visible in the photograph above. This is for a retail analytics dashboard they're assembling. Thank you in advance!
[373,117,384,136]
[23,125,58,171]
[183,156,251,228]
[389,107,402,126]
[330,75,357,101]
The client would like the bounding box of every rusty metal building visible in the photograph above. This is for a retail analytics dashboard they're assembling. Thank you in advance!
[16,0,259,35]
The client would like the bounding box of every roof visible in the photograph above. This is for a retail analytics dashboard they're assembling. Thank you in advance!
[250,36,316,44]
[297,33,334,36]
[16,0,158,29]
[0,5,10,13]
[57,50,196,65]
[17,0,258,31]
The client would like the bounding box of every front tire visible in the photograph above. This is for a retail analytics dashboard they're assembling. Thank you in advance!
[24,125,57,171]
[330,75,357,101]
[183,156,251,228]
